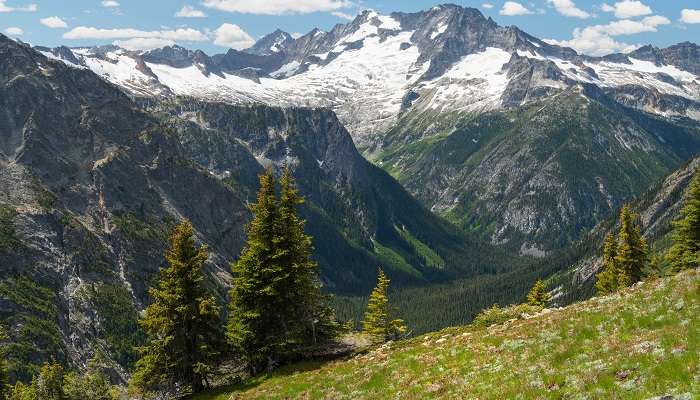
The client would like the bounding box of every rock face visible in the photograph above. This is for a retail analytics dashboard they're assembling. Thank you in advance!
[0,35,507,382]
[378,85,700,254]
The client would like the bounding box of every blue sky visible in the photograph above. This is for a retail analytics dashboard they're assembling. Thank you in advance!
[0,0,699,56]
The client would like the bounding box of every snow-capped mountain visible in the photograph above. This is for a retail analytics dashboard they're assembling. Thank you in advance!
[38,4,700,149]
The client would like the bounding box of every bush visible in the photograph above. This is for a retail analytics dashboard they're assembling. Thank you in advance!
[472,304,543,328]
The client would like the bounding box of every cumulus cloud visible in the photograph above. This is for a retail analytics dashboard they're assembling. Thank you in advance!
[63,26,209,42]
[600,1,651,19]
[175,5,206,18]
[101,0,119,7]
[331,11,354,20]
[547,0,590,19]
[680,9,700,24]
[202,0,351,15]
[4,26,23,35]
[545,14,670,56]
[40,16,68,29]
[213,23,256,49]
[114,37,176,51]
[0,0,37,12]
[482,3,494,9]
[499,1,533,16]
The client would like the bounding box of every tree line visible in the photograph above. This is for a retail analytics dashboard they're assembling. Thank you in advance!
[0,168,406,399]
[596,170,700,295]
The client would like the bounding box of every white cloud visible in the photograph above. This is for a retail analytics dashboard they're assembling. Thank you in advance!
[4,26,23,35]
[680,9,700,24]
[175,5,206,18]
[39,16,68,29]
[202,0,351,15]
[0,0,37,12]
[63,26,209,42]
[101,0,119,7]
[482,3,494,9]
[600,3,615,13]
[547,0,590,19]
[331,11,354,20]
[114,37,176,51]
[600,1,651,19]
[213,23,255,49]
[500,1,533,16]
[545,14,670,56]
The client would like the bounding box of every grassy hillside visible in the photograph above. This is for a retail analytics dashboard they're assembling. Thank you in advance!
[197,269,700,399]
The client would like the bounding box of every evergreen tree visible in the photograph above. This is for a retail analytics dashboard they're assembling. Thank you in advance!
[596,233,620,295]
[8,382,35,400]
[63,357,115,400]
[614,205,648,288]
[526,279,550,308]
[278,168,338,345]
[362,269,407,341]
[130,221,222,395]
[228,168,337,375]
[668,171,700,271]
[33,362,64,400]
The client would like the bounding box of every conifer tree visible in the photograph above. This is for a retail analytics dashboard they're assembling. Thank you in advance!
[668,171,700,271]
[130,220,222,395]
[526,279,550,308]
[228,168,336,375]
[33,362,64,400]
[596,232,620,295]
[362,269,407,341]
[614,205,648,288]
[277,168,337,345]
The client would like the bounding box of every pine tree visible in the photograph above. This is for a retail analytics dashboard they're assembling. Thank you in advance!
[277,168,337,346]
[614,205,648,288]
[362,269,407,341]
[33,362,64,400]
[668,171,700,272]
[228,168,337,375]
[596,232,620,295]
[130,220,222,395]
[526,279,550,308]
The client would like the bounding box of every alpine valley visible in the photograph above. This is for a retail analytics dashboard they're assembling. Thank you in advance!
[2,2,700,397]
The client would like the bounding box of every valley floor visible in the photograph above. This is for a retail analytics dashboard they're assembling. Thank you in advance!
[196,270,700,399]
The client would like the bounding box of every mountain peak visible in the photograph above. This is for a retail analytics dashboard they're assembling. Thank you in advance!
[244,29,294,56]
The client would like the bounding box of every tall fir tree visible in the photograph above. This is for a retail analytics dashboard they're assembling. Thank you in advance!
[526,279,551,308]
[668,171,700,272]
[228,168,336,375]
[130,221,222,395]
[614,205,648,288]
[596,233,620,295]
[362,269,407,341]
[277,169,337,345]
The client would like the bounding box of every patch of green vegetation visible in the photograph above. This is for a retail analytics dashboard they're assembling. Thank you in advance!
[86,283,144,369]
[197,270,700,399]
[0,275,64,382]
[0,205,18,251]
[396,226,445,269]
[372,241,423,279]
[36,190,57,212]
[112,212,173,244]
